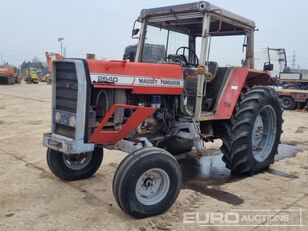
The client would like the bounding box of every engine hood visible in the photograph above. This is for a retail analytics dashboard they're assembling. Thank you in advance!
[87,60,184,95]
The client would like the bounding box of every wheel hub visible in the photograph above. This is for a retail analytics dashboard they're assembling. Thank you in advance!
[253,115,264,147]
[283,98,291,107]
[252,106,277,162]
[63,152,92,170]
[136,168,170,206]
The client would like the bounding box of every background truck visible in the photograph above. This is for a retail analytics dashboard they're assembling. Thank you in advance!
[254,47,308,90]
[24,67,39,84]
[279,72,308,90]
[43,1,283,218]
[0,65,21,85]
[254,47,287,78]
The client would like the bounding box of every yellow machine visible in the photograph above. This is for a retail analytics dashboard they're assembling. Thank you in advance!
[25,68,39,84]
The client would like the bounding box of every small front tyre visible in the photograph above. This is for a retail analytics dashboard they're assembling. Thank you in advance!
[113,147,182,218]
[47,147,103,181]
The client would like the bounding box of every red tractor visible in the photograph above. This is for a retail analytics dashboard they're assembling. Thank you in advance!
[43,2,283,218]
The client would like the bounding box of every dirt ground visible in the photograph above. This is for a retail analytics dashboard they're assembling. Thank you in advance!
[0,83,307,231]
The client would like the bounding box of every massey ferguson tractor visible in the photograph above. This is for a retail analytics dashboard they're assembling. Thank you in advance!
[43,2,283,218]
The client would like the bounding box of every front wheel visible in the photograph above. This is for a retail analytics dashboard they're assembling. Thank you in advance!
[113,147,182,218]
[47,147,103,181]
[221,87,283,174]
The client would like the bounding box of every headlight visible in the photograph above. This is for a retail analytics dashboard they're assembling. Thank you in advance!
[69,116,76,127]
[55,112,61,122]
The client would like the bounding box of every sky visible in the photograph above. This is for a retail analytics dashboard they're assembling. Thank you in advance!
[0,0,307,69]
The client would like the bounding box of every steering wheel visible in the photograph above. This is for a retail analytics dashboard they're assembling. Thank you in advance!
[176,46,199,67]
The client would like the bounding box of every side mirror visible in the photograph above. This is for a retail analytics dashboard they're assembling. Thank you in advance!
[132,20,141,39]
[264,62,274,71]
[132,29,140,38]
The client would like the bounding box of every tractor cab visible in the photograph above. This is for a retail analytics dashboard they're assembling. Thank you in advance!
[133,1,256,118]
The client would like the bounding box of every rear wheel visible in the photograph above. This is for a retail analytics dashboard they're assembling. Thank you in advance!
[113,147,182,218]
[221,87,283,174]
[281,96,296,110]
[47,147,103,181]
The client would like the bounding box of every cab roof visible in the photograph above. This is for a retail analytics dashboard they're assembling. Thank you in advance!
[140,1,256,37]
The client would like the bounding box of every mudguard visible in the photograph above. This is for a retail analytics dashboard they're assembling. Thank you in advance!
[214,68,274,120]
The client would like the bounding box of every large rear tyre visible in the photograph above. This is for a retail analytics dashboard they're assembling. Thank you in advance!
[47,147,103,181]
[221,87,283,174]
[280,96,296,110]
[113,147,182,218]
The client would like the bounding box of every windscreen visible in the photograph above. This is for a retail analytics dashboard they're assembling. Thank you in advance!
[142,25,189,63]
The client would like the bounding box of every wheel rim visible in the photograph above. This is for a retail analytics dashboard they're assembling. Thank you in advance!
[282,98,291,108]
[252,105,277,162]
[135,168,170,206]
[63,153,92,170]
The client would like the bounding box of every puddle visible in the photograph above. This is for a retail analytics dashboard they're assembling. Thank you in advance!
[179,154,235,185]
[180,144,302,202]
[275,144,303,161]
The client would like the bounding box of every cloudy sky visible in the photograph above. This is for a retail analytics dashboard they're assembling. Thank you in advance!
[0,0,307,68]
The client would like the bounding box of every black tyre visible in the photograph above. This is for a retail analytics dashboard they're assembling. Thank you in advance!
[280,96,296,110]
[157,137,193,155]
[47,147,103,181]
[221,87,283,174]
[113,147,182,218]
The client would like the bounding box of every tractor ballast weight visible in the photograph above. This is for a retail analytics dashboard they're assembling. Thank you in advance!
[43,1,282,218]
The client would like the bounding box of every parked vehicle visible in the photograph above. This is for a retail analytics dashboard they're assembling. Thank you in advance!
[43,1,283,218]
[279,72,308,90]
[24,68,39,84]
[254,47,308,90]
[0,65,20,85]
[254,47,287,78]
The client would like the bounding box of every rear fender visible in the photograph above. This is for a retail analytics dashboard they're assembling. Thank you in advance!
[214,68,273,120]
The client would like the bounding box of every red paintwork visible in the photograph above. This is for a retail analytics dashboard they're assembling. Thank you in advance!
[89,104,156,145]
[88,60,183,95]
[215,68,272,120]
[88,62,272,144]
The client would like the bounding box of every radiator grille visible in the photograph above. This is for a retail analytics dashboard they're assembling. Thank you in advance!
[54,62,77,138]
